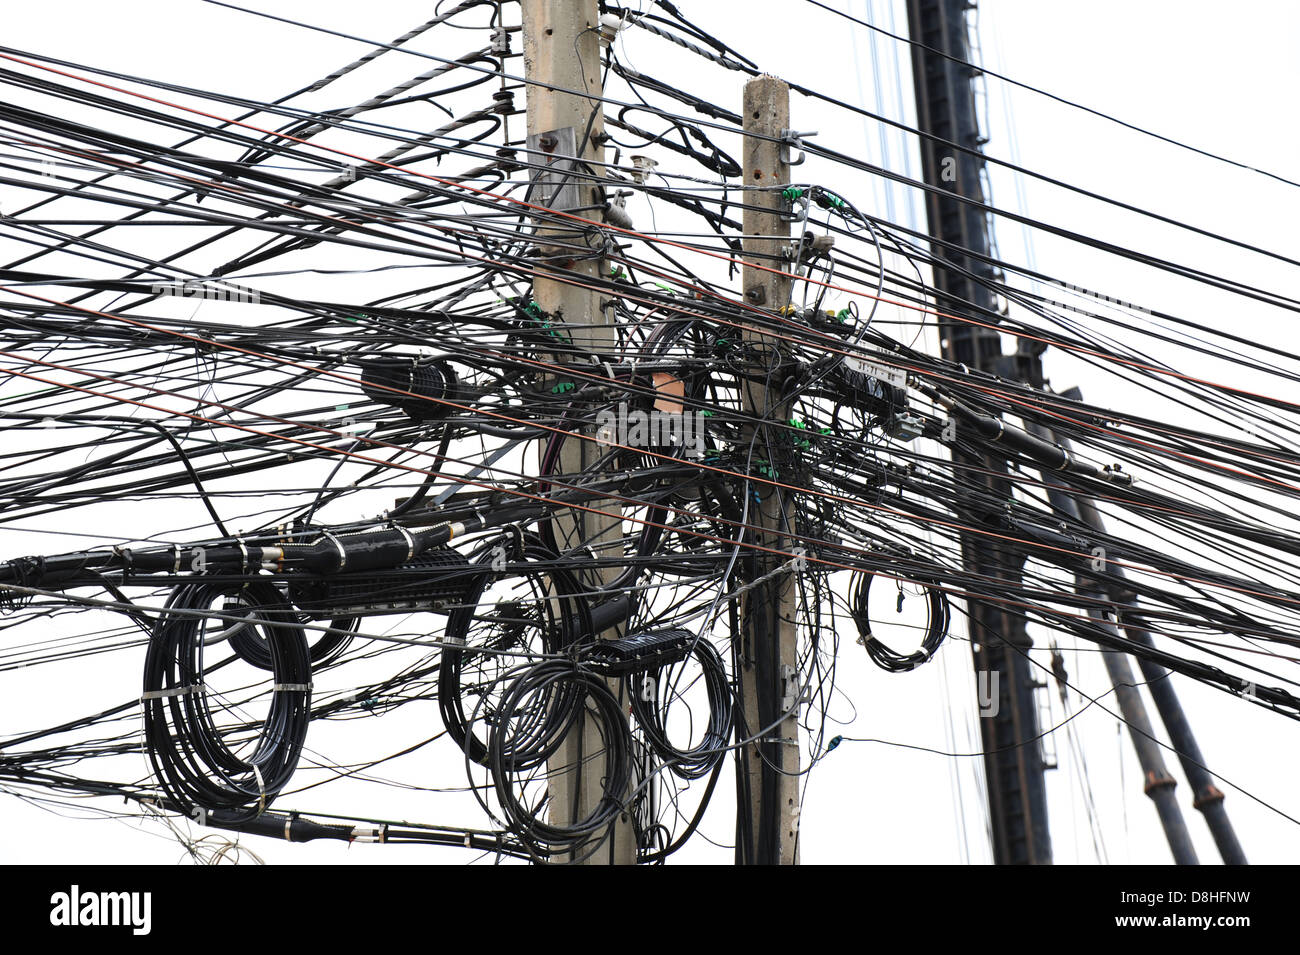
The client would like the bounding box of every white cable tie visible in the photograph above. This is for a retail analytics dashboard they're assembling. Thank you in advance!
[273,683,312,692]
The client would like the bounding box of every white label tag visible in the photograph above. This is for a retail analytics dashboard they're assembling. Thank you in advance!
[845,355,906,388]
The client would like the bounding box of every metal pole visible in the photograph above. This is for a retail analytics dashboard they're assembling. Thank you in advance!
[1087,603,1200,864]
[1045,389,1246,864]
[905,0,1052,864]
[1111,609,1248,864]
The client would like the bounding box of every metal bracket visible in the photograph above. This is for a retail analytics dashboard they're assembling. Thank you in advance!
[784,232,834,265]
[887,412,925,442]
[779,128,817,166]
[780,664,805,713]
[526,125,581,214]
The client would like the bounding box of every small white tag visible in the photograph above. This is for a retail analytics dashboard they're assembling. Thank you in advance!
[845,355,906,388]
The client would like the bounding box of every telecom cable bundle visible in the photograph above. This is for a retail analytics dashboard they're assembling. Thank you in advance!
[627,633,732,780]
[142,580,312,820]
[849,566,951,673]
[483,658,633,860]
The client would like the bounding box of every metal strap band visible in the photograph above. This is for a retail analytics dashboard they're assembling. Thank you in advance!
[254,764,266,815]
[322,532,346,571]
[141,684,202,701]
[395,525,416,560]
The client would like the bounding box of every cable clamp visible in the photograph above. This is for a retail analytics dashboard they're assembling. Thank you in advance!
[112,545,132,566]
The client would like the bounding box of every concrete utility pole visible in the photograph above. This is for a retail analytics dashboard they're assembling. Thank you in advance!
[521,0,634,865]
[737,74,800,865]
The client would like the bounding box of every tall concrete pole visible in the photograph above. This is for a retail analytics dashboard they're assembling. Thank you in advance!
[737,74,800,865]
[521,0,633,865]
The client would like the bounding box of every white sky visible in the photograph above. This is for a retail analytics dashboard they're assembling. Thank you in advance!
[0,0,1297,865]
